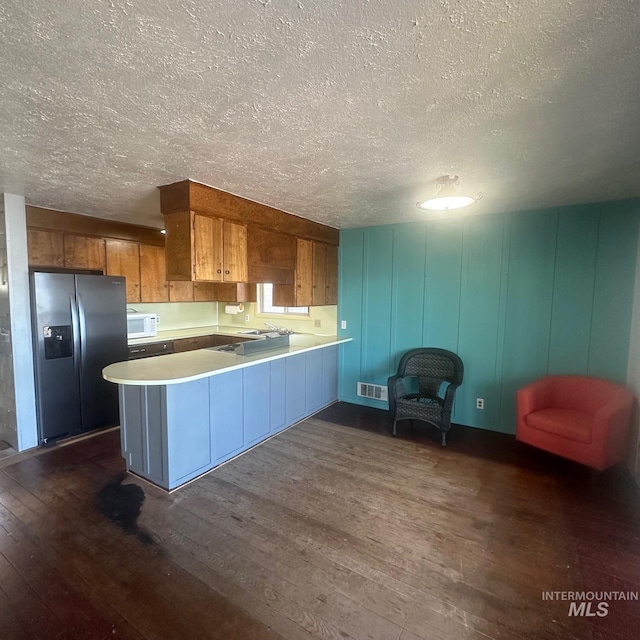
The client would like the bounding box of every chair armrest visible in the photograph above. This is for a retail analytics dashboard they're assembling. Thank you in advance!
[592,390,634,452]
[443,382,460,415]
[388,375,406,399]
[387,374,410,414]
[517,377,555,417]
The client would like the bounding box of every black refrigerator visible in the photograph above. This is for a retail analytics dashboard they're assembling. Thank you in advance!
[30,272,128,445]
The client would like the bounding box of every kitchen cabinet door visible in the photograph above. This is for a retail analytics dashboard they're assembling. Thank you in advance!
[270,359,287,433]
[247,226,295,284]
[193,214,223,281]
[169,280,194,301]
[324,243,338,305]
[310,241,338,306]
[27,229,64,267]
[139,244,168,302]
[296,238,315,305]
[321,345,338,404]
[105,239,141,303]
[193,282,218,301]
[210,370,244,463]
[285,353,306,425]
[63,235,105,271]
[212,282,257,303]
[243,363,271,446]
[167,379,211,483]
[222,220,248,282]
[272,238,313,307]
[164,210,194,281]
[305,349,324,413]
[312,241,328,306]
[165,211,248,283]
[273,238,338,307]
[193,218,247,283]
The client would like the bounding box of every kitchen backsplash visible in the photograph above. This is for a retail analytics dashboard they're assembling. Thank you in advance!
[131,301,338,335]
[132,302,218,331]
[218,302,337,335]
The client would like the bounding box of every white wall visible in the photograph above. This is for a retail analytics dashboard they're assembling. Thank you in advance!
[132,301,218,332]
[0,194,38,451]
[218,301,337,335]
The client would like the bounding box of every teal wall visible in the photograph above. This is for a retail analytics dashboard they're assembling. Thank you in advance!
[337,200,640,433]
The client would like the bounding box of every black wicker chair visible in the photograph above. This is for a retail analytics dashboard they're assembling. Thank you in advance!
[387,348,464,446]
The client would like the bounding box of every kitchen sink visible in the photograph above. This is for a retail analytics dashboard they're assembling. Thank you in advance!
[238,329,276,335]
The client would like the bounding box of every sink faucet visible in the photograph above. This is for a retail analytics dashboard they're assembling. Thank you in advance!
[264,321,294,335]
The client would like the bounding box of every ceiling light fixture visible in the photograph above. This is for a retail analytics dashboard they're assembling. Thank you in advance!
[416,175,481,211]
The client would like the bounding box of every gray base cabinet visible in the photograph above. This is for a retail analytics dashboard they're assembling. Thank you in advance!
[119,346,338,490]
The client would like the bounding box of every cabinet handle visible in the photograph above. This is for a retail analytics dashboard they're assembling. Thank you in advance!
[224,270,230,275]
[217,269,222,274]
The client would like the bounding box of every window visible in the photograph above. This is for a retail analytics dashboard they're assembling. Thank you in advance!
[258,283,309,315]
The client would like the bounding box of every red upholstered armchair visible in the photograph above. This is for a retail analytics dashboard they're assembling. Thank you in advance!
[516,376,634,471]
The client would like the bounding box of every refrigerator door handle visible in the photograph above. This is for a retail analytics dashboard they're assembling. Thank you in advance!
[70,294,81,373]
[77,292,87,373]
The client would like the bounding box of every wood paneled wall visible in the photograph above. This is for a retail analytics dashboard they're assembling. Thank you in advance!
[26,206,164,245]
[338,199,640,433]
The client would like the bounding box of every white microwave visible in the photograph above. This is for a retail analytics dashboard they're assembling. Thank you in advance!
[127,313,159,339]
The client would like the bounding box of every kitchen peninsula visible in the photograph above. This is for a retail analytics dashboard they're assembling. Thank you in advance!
[103,334,350,490]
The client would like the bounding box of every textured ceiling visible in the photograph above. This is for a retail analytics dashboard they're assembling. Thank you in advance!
[0,0,639,229]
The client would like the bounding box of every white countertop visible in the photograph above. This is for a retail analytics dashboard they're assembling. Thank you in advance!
[105,334,351,386]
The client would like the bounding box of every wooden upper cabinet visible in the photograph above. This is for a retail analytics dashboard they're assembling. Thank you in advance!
[273,238,338,307]
[212,282,257,303]
[161,182,338,289]
[325,244,338,305]
[27,229,64,267]
[63,235,105,271]
[165,211,248,283]
[105,239,141,303]
[313,241,338,306]
[194,216,247,282]
[190,282,256,302]
[247,226,295,284]
[28,230,107,273]
[169,280,194,302]
[159,180,339,245]
[273,238,313,307]
[139,244,168,302]
[193,282,218,301]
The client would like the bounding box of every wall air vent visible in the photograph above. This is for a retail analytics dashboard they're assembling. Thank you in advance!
[357,382,388,402]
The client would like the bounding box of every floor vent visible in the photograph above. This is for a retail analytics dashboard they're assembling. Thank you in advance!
[357,382,388,401]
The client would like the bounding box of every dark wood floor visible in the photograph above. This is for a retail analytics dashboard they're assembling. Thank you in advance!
[1,403,639,640]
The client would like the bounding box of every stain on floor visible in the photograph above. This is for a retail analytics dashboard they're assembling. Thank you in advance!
[97,473,153,545]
